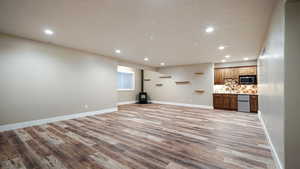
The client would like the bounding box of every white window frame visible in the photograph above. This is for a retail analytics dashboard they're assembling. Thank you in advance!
[117,66,135,91]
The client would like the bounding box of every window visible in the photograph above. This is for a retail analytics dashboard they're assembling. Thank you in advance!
[117,66,135,91]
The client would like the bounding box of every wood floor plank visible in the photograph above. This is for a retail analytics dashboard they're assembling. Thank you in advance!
[0,158,27,169]
[0,104,275,169]
[166,162,187,169]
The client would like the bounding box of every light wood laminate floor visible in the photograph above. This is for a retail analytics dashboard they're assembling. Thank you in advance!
[0,104,275,169]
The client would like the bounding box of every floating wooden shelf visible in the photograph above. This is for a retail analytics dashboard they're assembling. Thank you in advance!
[195,89,205,93]
[175,81,190,84]
[156,84,163,86]
[159,75,172,78]
[144,79,151,81]
[194,72,204,75]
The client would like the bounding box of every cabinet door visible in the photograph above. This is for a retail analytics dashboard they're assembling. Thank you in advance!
[223,68,231,79]
[229,95,238,110]
[223,94,231,109]
[223,68,239,80]
[214,69,225,84]
[213,94,224,109]
[232,68,240,79]
[250,95,258,112]
[238,67,257,76]
[248,67,257,75]
[238,67,249,75]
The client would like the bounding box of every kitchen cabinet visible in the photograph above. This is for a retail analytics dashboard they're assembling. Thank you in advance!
[223,94,231,109]
[213,94,224,109]
[214,66,257,85]
[213,94,257,112]
[214,69,225,84]
[250,95,258,113]
[238,67,257,76]
[213,94,238,110]
[229,94,238,110]
[224,68,239,79]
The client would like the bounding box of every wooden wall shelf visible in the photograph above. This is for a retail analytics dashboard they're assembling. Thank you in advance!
[175,81,190,84]
[156,84,163,86]
[194,72,204,75]
[195,89,205,93]
[159,75,172,78]
[144,79,151,81]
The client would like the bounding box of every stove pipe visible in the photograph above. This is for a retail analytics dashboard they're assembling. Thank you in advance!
[141,69,144,92]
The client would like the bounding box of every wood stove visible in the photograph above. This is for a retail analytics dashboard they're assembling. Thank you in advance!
[138,92,148,104]
[137,69,150,104]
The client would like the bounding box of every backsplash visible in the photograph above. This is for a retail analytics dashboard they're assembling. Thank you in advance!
[214,78,257,94]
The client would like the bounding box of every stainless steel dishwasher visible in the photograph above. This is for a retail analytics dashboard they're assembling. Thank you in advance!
[238,94,250,112]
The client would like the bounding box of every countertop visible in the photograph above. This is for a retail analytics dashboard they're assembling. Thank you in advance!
[213,93,258,96]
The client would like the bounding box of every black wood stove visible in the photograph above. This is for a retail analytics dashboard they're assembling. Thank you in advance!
[137,69,150,104]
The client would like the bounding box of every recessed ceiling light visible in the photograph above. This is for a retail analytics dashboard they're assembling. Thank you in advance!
[160,62,165,66]
[244,57,249,61]
[218,46,225,50]
[144,57,149,61]
[225,55,231,58]
[150,35,154,40]
[115,49,121,54]
[221,59,226,63]
[44,29,54,35]
[205,26,214,33]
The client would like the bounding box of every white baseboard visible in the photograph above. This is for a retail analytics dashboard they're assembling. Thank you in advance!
[258,110,283,169]
[0,107,118,132]
[152,100,213,109]
[117,101,137,105]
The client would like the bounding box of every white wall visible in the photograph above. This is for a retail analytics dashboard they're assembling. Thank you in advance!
[117,66,141,103]
[117,61,155,103]
[257,0,285,168]
[144,63,214,107]
[0,34,119,125]
[285,1,300,168]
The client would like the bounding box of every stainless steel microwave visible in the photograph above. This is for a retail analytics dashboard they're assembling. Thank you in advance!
[239,75,257,85]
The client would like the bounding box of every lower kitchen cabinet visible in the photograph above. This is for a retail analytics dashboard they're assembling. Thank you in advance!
[213,94,224,109]
[250,95,258,113]
[223,94,231,109]
[213,94,257,112]
[229,94,238,110]
[213,94,237,111]
[223,94,237,110]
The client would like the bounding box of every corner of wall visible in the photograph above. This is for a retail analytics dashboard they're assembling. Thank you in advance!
[258,110,284,169]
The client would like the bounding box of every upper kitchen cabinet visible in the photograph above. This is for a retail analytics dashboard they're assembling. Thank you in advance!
[224,68,239,79]
[214,66,257,85]
[238,66,257,76]
[214,69,225,84]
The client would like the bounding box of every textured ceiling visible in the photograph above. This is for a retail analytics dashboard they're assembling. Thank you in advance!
[0,0,276,67]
